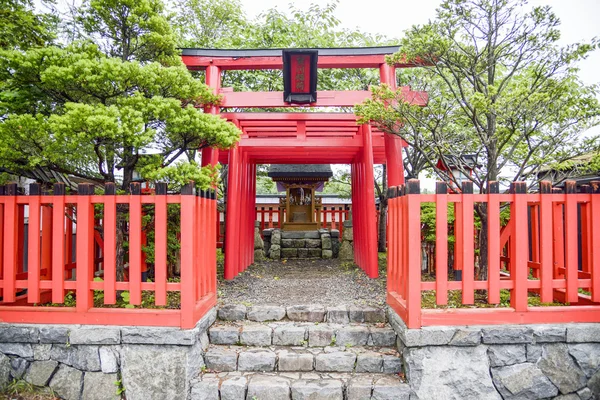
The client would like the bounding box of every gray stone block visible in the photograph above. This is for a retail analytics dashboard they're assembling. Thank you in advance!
[291,379,344,400]
[356,352,383,373]
[99,346,119,373]
[191,379,219,400]
[322,250,333,259]
[209,325,240,345]
[69,326,120,345]
[121,326,197,345]
[278,350,314,371]
[298,248,309,258]
[336,326,369,346]
[532,325,566,343]
[339,241,353,261]
[487,345,527,367]
[282,231,306,239]
[326,306,349,324]
[308,325,335,347]
[348,306,365,323]
[382,355,403,373]
[526,344,542,362]
[196,308,218,332]
[566,324,600,343]
[50,344,101,371]
[248,305,286,322]
[10,357,28,379]
[404,345,501,400]
[33,344,52,361]
[330,229,340,238]
[282,239,294,247]
[247,375,290,400]
[482,327,534,344]
[578,387,593,400]
[49,364,83,400]
[220,376,247,400]
[568,343,600,378]
[370,327,396,347]
[292,239,305,247]
[287,305,326,322]
[0,354,11,388]
[321,236,332,250]
[238,349,276,371]
[363,307,386,323]
[315,352,356,372]
[24,360,58,386]
[347,375,373,400]
[305,239,321,248]
[538,343,587,394]
[39,326,70,344]
[269,246,281,259]
[308,248,322,257]
[372,377,411,400]
[273,324,307,346]
[491,362,558,400]
[219,304,247,321]
[0,326,39,343]
[282,248,298,258]
[240,325,272,346]
[342,228,353,241]
[448,327,482,346]
[304,231,320,239]
[553,395,581,400]
[271,231,282,245]
[205,348,238,372]
[0,343,33,359]
[82,372,120,400]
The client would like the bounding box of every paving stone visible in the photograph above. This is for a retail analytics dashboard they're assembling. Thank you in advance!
[372,376,411,400]
[356,352,383,373]
[220,375,247,400]
[302,372,321,380]
[281,372,301,379]
[278,350,314,372]
[205,348,238,372]
[240,325,272,346]
[82,372,120,400]
[246,375,290,400]
[566,324,600,343]
[24,360,58,386]
[382,355,403,373]
[238,349,276,372]
[482,327,534,344]
[363,307,386,323]
[308,325,335,347]
[487,345,527,367]
[248,305,286,322]
[99,346,120,373]
[219,304,247,321]
[348,306,365,323]
[491,362,558,399]
[191,379,219,400]
[315,352,356,372]
[49,364,83,400]
[273,324,307,346]
[336,326,369,346]
[347,375,373,400]
[209,325,240,345]
[69,326,120,345]
[326,306,349,324]
[370,327,396,347]
[291,379,344,400]
[287,305,326,322]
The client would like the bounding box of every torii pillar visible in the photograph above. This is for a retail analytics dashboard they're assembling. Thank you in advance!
[201,65,221,167]
[380,63,405,187]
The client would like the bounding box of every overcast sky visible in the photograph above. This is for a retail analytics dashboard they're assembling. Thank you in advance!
[239,0,600,88]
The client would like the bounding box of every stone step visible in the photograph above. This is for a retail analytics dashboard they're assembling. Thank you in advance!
[203,345,402,374]
[217,304,387,324]
[208,321,397,348]
[192,371,410,400]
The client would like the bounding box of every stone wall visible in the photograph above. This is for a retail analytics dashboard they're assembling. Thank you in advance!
[0,309,216,400]
[339,220,354,261]
[387,308,600,400]
[264,229,340,260]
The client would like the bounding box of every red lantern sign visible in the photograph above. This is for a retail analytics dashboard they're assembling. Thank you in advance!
[283,50,318,104]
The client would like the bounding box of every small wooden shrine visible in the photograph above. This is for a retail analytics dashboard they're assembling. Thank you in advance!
[268,164,333,230]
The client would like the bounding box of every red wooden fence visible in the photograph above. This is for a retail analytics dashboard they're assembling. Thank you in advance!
[0,182,216,329]
[387,179,600,328]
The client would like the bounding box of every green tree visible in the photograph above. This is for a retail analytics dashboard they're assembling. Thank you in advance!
[0,0,57,50]
[357,0,600,279]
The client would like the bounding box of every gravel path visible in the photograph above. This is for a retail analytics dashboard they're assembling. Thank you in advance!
[217,259,386,308]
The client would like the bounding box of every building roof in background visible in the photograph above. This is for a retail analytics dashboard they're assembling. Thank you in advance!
[268,164,333,179]
[436,154,479,171]
[255,194,351,204]
[180,46,401,57]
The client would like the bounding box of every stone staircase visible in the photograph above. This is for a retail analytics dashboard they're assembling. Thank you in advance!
[192,304,410,400]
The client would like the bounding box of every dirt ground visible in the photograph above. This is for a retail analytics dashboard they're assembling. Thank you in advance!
[217,258,387,308]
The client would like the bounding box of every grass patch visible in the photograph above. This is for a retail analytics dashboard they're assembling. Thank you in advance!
[1,379,57,399]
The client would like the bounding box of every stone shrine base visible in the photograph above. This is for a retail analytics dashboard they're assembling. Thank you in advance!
[263,229,339,260]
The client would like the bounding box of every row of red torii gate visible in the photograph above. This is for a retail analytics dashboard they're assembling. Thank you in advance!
[182,47,428,280]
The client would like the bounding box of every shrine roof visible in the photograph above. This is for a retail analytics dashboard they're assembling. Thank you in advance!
[180,46,400,57]
[268,164,333,179]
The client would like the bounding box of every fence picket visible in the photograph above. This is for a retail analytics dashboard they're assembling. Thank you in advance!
[461,182,475,305]
[103,183,117,304]
[27,183,41,303]
[487,182,500,304]
[51,183,66,304]
[591,181,600,302]
[129,183,142,305]
[3,184,18,303]
[564,181,579,303]
[539,182,553,303]
[435,182,448,305]
[76,184,94,312]
[510,182,528,311]
[180,182,197,328]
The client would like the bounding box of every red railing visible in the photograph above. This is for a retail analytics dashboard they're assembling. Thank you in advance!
[0,182,216,329]
[387,179,600,328]
[319,207,349,239]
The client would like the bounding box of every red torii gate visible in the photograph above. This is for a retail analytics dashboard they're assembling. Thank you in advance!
[182,47,428,280]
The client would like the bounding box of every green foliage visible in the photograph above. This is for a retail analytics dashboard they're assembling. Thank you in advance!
[1,378,56,398]
[0,0,57,51]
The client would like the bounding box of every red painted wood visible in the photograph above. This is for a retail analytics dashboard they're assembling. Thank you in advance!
[0,193,4,300]
[129,189,142,305]
[76,187,94,312]
[224,144,241,280]
[488,189,501,304]
[51,192,65,304]
[17,205,24,275]
[180,185,197,328]
[27,191,41,303]
[41,205,52,281]
[591,186,600,302]
[564,189,579,303]
[4,189,20,303]
[436,189,448,305]
[461,191,475,305]
[405,184,422,328]
[103,193,117,305]
[362,124,379,278]
[510,185,528,312]
[552,201,565,278]
[539,184,554,302]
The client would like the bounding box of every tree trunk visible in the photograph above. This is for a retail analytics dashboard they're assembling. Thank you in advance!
[475,203,489,281]
[377,201,387,253]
